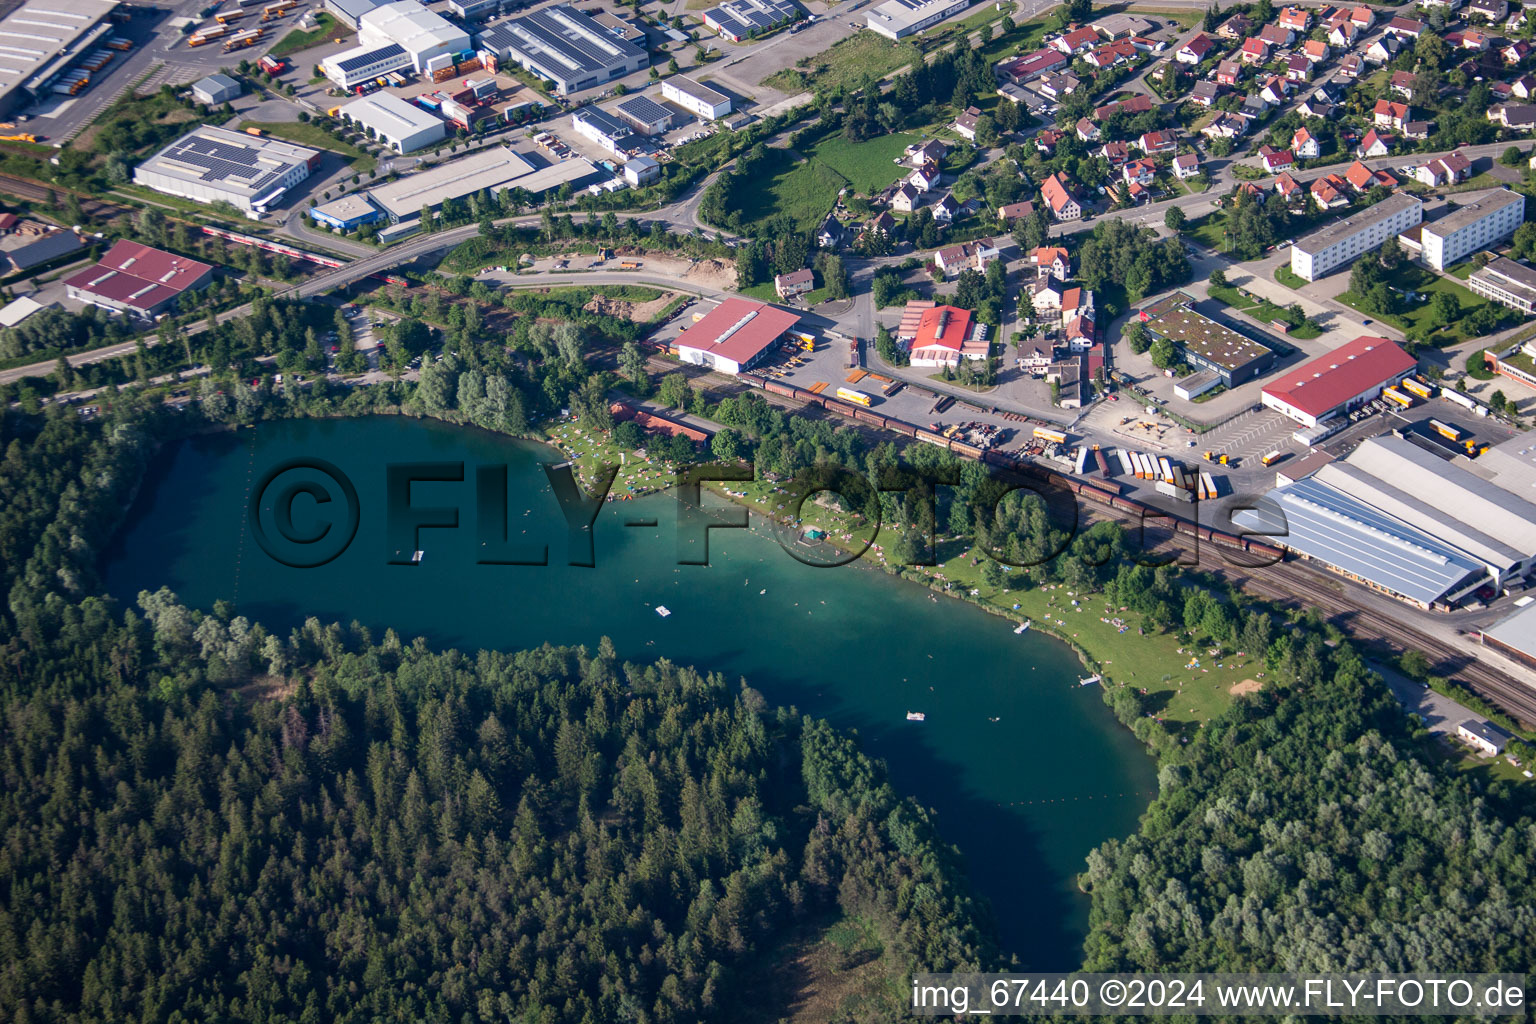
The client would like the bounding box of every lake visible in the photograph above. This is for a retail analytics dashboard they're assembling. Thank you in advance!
[101,415,1155,968]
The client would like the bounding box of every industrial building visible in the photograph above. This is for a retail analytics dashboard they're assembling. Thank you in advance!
[325,0,381,29]
[358,1,471,72]
[675,297,802,374]
[1289,192,1422,281]
[702,0,800,41]
[866,0,975,39]
[476,6,648,96]
[1472,432,1536,503]
[1412,188,1525,271]
[0,0,119,120]
[134,125,320,218]
[340,92,446,153]
[1479,601,1536,671]
[1260,335,1416,427]
[1232,476,1487,609]
[321,43,413,90]
[1311,435,1536,588]
[1469,256,1536,314]
[661,76,732,119]
[363,145,596,221]
[905,304,989,368]
[571,107,632,155]
[448,0,515,18]
[623,155,660,186]
[614,95,673,135]
[1138,292,1276,387]
[191,74,242,106]
[63,240,213,319]
[310,194,388,231]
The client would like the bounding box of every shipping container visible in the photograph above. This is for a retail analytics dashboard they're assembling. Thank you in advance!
[1382,386,1413,408]
[1430,418,1461,441]
[1094,449,1109,477]
[1073,446,1089,474]
[1201,471,1218,500]
[1157,456,1174,484]
[1401,378,1433,399]
[1032,426,1066,444]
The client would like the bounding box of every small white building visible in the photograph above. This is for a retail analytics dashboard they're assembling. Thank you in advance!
[661,76,732,120]
[1458,719,1511,756]
[623,155,660,186]
[191,73,242,106]
[571,107,633,156]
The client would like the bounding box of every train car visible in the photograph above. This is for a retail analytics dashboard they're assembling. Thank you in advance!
[983,450,1012,469]
[885,419,918,438]
[823,399,857,419]
[915,428,950,447]
[951,440,983,459]
[853,408,886,428]
[763,380,796,398]
[1080,485,1115,506]
[1429,418,1461,441]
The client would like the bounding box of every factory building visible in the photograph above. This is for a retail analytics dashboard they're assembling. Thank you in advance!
[320,43,413,90]
[134,125,320,218]
[661,76,732,119]
[63,240,214,319]
[191,74,242,106]
[1232,477,1487,609]
[358,1,471,72]
[0,0,119,120]
[1138,292,1276,387]
[310,194,388,231]
[866,0,975,39]
[340,92,447,153]
[1260,335,1416,427]
[325,0,381,30]
[476,6,647,96]
[1290,192,1422,281]
[702,0,800,41]
[363,145,597,222]
[1479,602,1536,671]
[1411,188,1525,271]
[675,297,803,374]
[614,94,673,135]
[571,106,632,155]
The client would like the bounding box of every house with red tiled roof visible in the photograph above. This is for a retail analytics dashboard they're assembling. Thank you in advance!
[1286,54,1313,81]
[1292,127,1319,159]
[1259,23,1293,47]
[1328,18,1358,46]
[1052,26,1101,53]
[1033,245,1071,279]
[1217,59,1243,86]
[1372,99,1409,129]
[932,238,1000,277]
[1310,174,1349,208]
[1040,173,1081,220]
[1035,128,1064,154]
[1123,158,1157,185]
[1358,128,1393,157]
[1343,159,1397,191]
[1505,41,1532,65]
[906,304,989,368]
[1384,16,1424,38]
[1302,39,1330,62]
[1138,129,1177,154]
[1075,117,1100,142]
[1350,5,1375,28]
[1093,94,1153,119]
[1274,171,1302,200]
[1240,37,1271,63]
[1414,151,1472,186]
[1177,32,1216,63]
[1390,71,1417,101]
[1279,6,1312,31]
[1258,145,1294,173]
[996,201,1035,223]
[1101,140,1131,165]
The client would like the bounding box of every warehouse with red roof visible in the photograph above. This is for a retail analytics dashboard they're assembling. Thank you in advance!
[674,297,803,374]
[1260,335,1416,427]
[64,240,214,319]
[907,305,988,368]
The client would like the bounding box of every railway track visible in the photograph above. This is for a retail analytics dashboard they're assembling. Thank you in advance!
[0,172,131,219]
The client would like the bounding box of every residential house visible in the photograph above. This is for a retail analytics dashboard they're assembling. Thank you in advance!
[1120,179,1152,205]
[1240,37,1271,64]
[1358,128,1394,156]
[1100,140,1131,165]
[1311,174,1349,208]
[1390,70,1417,101]
[1061,286,1094,326]
[1094,94,1153,118]
[1286,54,1313,81]
[1279,6,1312,31]
[1040,173,1082,220]
[1344,159,1397,191]
[1259,145,1294,173]
[997,200,1036,223]
[1457,30,1491,50]
[933,238,1000,276]
[910,162,942,191]
[1019,346,1054,372]
[995,48,1068,84]
[1299,99,1337,119]
[1123,157,1157,185]
[1172,153,1201,179]
[1504,41,1532,65]
[1202,112,1251,138]
[1302,39,1330,63]
[1052,26,1101,53]
[1489,103,1536,129]
[1030,276,1064,312]
[1508,6,1527,32]
[1035,128,1064,154]
[1090,12,1155,38]
[775,269,815,301]
[891,183,922,212]
[1403,119,1433,140]
[1364,35,1400,64]
[1414,151,1473,185]
[1292,126,1320,158]
[1217,59,1243,86]
[1241,94,1272,118]
[1032,245,1071,279]
[1064,312,1096,349]
[1373,99,1410,130]
[931,192,959,224]
[1261,76,1291,105]
[1350,5,1376,28]
[816,216,847,248]
[1075,117,1100,142]
[1384,16,1425,38]
[1217,12,1252,38]
[1340,54,1365,77]
[1177,32,1217,63]
[1191,80,1222,106]
[866,211,895,235]
[1259,23,1294,47]
[1275,170,1303,200]
[953,106,983,141]
[1513,74,1536,100]
[1139,129,1177,154]
[1328,19,1358,47]
[1037,71,1082,98]
[1470,0,1509,20]
[903,138,948,168]
[1419,0,1463,9]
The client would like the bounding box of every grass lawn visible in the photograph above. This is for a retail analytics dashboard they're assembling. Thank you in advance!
[810,131,920,193]
[763,32,922,92]
[1186,211,1228,251]
[737,147,849,234]
[1127,6,1203,28]
[1208,282,1318,338]
[1274,265,1307,289]
[270,12,351,58]
[239,121,375,172]
[1336,264,1495,343]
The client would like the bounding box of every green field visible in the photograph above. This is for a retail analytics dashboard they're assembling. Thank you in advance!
[239,121,375,171]
[269,12,351,57]
[737,147,849,233]
[1208,282,1321,339]
[1337,264,1496,343]
[763,32,922,92]
[809,132,920,193]
[1274,265,1307,289]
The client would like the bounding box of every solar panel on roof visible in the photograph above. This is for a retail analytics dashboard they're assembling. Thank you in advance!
[336,43,404,74]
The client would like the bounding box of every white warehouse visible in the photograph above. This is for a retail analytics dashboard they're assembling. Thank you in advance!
[1416,188,1525,271]
[358,0,470,72]
[661,76,732,120]
[866,0,975,39]
[341,93,446,153]
[1290,192,1422,281]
